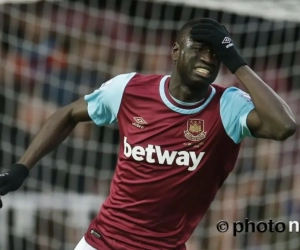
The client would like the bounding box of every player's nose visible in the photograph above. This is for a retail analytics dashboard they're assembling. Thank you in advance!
[200,49,216,66]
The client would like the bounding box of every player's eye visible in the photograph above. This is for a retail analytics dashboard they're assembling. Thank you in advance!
[193,47,205,52]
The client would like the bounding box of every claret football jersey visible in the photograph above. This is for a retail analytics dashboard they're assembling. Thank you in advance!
[83,73,254,250]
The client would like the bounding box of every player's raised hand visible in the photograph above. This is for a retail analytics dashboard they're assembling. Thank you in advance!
[0,164,29,208]
[190,18,247,73]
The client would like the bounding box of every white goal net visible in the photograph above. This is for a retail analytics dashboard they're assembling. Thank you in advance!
[0,0,299,250]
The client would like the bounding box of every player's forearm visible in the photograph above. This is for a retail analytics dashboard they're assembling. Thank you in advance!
[235,65,296,137]
[17,106,77,169]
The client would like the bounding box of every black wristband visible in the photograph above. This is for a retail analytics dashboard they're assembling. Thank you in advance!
[9,163,29,191]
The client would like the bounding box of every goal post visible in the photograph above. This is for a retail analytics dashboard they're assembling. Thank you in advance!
[0,0,299,250]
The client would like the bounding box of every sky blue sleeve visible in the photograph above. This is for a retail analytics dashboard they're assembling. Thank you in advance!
[84,72,136,126]
[220,87,255,144]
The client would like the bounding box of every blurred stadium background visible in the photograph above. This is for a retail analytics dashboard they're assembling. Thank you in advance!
[0,0,300,249]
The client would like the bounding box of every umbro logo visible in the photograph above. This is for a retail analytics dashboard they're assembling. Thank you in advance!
[132,117,147,129]
[222,37,231,44]
[90,229,101,239]
[133,117,147,124]
[222,37,234,48]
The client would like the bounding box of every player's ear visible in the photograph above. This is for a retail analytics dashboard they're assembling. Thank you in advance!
[172,42,179,61]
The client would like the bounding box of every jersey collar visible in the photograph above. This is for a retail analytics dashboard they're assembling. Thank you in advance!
[159,75,216,114]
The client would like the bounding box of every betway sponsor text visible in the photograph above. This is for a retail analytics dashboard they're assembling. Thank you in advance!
[123,137,205,171]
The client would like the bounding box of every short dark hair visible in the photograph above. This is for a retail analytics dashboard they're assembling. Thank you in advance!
[176,18,203,43]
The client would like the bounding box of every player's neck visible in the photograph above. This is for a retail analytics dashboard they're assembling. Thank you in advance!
[169,73,210,103]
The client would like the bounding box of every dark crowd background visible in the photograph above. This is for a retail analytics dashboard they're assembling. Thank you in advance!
[0,0,299,249]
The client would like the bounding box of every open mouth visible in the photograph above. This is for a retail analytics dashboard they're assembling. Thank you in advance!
[194,67,211,78]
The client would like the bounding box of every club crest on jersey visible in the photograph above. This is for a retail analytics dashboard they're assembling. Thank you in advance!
[184,119,206,141]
